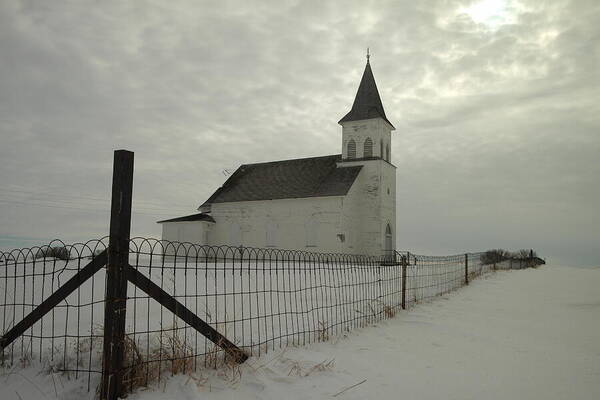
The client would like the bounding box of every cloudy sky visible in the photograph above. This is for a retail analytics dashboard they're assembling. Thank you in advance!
[0,0,598,266]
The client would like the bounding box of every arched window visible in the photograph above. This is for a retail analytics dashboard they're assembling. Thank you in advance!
[347,139,356,159]
[363,137,373,158]
[385,144,390,162]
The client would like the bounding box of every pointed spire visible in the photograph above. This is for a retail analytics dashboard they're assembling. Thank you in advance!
[338,56,394,128]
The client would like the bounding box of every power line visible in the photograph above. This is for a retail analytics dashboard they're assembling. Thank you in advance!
[0,191,198,213]
[0,187,199,209]
[0,197,192,214]
[0,199,190,217]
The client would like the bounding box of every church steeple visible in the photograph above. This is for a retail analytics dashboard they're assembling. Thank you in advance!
[338,57,394,129]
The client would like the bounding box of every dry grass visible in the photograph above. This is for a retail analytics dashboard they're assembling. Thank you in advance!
[383,304,396,318]
[367,301,397,319]
[18,353,32,369]
[115,327,196,395]
[120,328,245,395]
[204,339,244,384]
[288,358,335,377]
[15,321,243,396]
[317,321,329,342]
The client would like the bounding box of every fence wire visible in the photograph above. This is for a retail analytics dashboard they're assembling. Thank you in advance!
[0,239,108,390]
[0,238,537,391]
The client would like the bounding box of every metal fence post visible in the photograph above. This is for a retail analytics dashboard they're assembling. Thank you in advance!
[401,254,407,310]
[101,150,134,400]
[465,253,469,285]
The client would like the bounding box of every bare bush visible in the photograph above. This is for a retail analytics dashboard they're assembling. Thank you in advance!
[317,321,329,342]
[481,249,509,265]
[35,246,71,261]
[482,248,538,264]
[288,358,335,377]
[515,249,536,259]
[383,305,396,318]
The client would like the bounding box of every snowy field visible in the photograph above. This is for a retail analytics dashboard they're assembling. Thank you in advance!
[2,264,598,400]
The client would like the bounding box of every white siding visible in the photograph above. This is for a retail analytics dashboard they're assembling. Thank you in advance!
[229,222,242,246]
[160,221,213,256]
[305,219,318,247]
[266,221,277,247]
[207,197,346,253]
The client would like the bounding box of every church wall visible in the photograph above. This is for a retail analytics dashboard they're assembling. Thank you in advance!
[339,168,366,254]
[206,196,351,253]
[160,221,212,255]
[380,161,397,252]
[339,159,397,257]
[339,161,382,256]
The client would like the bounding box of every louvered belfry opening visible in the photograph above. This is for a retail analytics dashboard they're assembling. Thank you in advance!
[364,137,373,158]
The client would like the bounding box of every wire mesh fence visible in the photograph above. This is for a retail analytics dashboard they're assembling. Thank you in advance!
[0,237,539,391]
[0,239,108,390]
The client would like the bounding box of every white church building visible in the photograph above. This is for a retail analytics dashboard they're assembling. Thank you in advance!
[159,58,396,257]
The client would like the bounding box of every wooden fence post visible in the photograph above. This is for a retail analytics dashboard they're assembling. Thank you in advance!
[401,254,407,310]
[101,150,134,400]
[465,253,469,285]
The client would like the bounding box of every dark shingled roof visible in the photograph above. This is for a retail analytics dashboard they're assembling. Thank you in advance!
[200,155,362,207]
[157,213,215,224]
[338,61,394,128]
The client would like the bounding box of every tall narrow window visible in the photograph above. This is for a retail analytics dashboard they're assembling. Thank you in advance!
[363,137,373,158]
[347,139,356,159]
[386,144,390,162]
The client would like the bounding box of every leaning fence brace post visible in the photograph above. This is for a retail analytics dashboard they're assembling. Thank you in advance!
[464,253,469,285]
[101,150,134,400]
[401,254,407,310]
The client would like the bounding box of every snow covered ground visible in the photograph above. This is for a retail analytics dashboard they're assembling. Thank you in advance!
[2,264,599,400]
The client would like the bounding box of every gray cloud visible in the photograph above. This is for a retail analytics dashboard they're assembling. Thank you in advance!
[0,0,598,266]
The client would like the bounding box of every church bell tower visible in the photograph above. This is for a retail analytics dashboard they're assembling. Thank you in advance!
[338,53,396,257]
